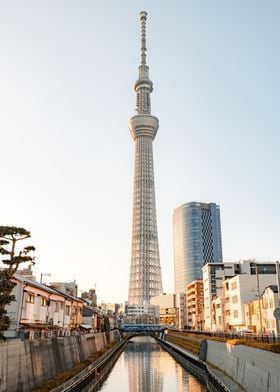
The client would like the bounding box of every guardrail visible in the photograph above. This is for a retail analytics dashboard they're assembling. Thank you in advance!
[185,330,280,343]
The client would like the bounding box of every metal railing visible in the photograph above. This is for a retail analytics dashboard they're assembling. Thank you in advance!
[188,330,280,343]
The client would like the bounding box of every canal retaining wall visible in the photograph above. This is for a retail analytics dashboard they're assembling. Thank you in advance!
[206,340,280,392]
[0,331,120,392]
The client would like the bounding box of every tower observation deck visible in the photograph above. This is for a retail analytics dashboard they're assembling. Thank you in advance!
[128,11,163,304]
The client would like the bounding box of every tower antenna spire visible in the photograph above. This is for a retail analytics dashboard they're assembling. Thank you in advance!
[140,11,147,65]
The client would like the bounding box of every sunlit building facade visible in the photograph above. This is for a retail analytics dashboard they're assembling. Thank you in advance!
[187,280,204,330]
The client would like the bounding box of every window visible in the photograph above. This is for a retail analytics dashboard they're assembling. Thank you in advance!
[234,264,241,274]
[55,303,59,312]
[41,297,47,306]
[232,295,238,304]
[66,305,70,316]
[27,294,35,303]
[233,310,238,318]
[258,265,276,275]
[231,281,237,290]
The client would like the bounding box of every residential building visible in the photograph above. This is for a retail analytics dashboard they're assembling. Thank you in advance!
[187,280,204,330]
[227,264,277,332]
[174,202,223,294]
[262,285,279,335]
[212,279,231,331]
[49,281,78,297]
[81,300,97,331]
[128,11,162,305]
[81,288,97,306]
[176,293,187,331]
[245,285,279,335]
[203,260,277,331]
[124,303,159,324]
[151,293,187,330]
[203,262,235,331]
[151,294,177,326]
[5,274,83,339]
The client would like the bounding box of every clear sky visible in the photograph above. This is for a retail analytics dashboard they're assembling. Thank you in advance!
[1,1,279,303]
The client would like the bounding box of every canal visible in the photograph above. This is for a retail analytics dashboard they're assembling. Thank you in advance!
[95,336,207,391]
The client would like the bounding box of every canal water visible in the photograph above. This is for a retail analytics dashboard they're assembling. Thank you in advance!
[96,336,207,392]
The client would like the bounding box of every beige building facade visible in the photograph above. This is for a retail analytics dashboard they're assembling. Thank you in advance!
[187,280,204,330]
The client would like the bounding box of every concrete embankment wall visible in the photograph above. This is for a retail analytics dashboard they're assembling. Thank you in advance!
[0,331,120,392]
[206,340,280,392]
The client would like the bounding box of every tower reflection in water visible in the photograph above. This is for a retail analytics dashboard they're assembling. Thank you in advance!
[98,336,206,392]
[126,337,163,392]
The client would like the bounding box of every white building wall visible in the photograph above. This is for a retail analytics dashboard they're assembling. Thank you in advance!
[262,287,279,334]
[203,262,235,331]
[229,274,277,329]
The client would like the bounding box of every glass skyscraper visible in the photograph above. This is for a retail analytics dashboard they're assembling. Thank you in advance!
[173,202,223,293]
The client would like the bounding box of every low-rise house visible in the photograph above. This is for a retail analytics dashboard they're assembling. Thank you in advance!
[5,274,83,339]
[245,285,279,335]
[262,285,279,335]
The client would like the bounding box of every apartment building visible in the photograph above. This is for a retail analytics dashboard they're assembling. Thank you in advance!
[203,260,277,331]
[202,262,235,331]
[124,303,159,324]
[187,280,204,330]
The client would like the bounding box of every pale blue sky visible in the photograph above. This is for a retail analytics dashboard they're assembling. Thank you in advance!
[0,1,279,303]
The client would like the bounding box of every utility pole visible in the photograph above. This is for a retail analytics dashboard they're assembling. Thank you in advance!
[254,263,263,335]
[275,261,280,337]
[276,261,280,306]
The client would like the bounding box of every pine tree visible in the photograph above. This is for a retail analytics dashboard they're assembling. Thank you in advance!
[0,226,35,339]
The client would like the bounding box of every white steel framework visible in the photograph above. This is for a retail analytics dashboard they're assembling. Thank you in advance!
[128,12,162,304]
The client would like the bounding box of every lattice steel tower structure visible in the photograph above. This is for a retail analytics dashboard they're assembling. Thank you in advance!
[128,11,163,304]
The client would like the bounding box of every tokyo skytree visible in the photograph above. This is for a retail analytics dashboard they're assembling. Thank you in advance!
[128,11,163,304]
